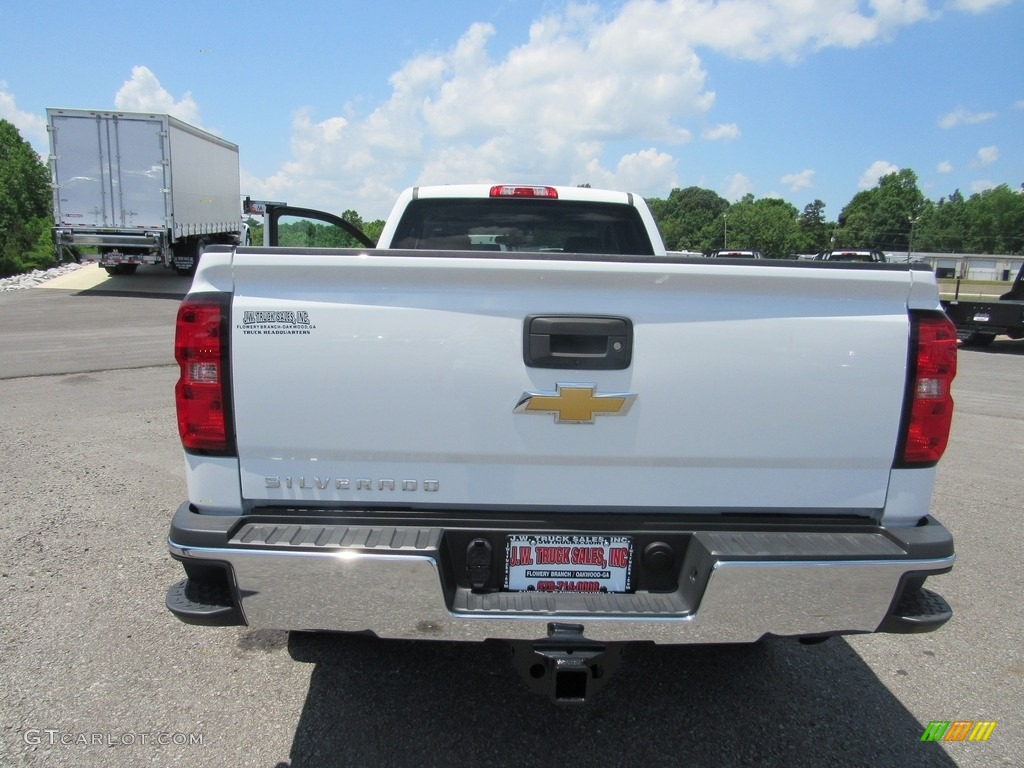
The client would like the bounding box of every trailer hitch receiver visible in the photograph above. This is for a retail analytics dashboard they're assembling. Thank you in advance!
[510,623,624,703]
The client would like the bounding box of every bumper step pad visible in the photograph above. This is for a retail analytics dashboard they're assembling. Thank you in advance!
[166,578,244,626]
[878,587,952,634]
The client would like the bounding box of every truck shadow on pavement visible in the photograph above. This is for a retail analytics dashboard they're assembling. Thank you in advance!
[71,270,190,300]
[276,632,957,768]
[42,262,191,300]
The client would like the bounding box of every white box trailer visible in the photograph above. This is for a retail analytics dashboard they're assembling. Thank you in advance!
[47,108,244,274]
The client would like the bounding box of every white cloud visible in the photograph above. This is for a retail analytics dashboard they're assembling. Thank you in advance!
[581,145,679,193]
[975,145,999,165]
[241,10,716,217]
[0,83,47,154]
[858,160,900,189]
[702,123,740,141]
[781,169,815,192]
[608,148,678,195]
[948,0,1012,13]
[936,160,953,173]
[664,0,935,61]
[114,66,201,125]
[723,173,754,200]
[938,106,997,128]
[419,19,705,145]
[970,179,997,193]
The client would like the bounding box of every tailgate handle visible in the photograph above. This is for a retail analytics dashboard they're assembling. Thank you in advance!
[524,316,632,369]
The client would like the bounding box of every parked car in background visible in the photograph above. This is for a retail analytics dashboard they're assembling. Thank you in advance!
[710,249,764,259]
[942,262,1024,346]
[817,249,887,263]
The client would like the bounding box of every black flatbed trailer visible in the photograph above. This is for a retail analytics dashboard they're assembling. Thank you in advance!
[942,264,1024,347]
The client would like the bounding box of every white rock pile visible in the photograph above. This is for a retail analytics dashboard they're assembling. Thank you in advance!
[0,263,85,292]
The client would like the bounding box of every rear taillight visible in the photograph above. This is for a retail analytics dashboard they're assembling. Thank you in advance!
[175,294,234,454]
[897,312,957,466]
[489,185,558,199]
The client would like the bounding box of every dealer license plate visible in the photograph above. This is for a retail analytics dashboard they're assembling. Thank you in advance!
[504,533,633,593]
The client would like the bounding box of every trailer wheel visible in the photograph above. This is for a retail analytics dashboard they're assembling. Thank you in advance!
[103,264,138,276]
[962,332,996,347]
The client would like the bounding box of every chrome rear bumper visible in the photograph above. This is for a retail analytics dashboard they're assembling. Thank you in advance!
[167,505,955,644]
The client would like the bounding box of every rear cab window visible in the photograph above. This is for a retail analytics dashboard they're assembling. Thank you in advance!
[389,198,656,256]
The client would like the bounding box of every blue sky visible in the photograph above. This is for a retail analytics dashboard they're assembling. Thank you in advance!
[2,0,1021,220]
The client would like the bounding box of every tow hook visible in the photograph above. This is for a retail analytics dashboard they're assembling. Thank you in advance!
[509,623,624,703]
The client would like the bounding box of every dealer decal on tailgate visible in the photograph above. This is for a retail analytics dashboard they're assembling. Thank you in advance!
[505,534,633,593]
[237,309,317,336]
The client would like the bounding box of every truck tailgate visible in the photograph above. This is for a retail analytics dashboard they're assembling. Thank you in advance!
[229,252,915,512]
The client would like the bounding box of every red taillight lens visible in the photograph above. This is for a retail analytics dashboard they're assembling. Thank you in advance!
[175,296,232,454]
[489,185,558,199]
[899,313,957,465]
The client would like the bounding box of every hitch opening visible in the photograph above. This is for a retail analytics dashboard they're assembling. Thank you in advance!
[510,623,624,703]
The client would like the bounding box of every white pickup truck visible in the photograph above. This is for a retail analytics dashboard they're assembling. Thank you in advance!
[166,184,958,701]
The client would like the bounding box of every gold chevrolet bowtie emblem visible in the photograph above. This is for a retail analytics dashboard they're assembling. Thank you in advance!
[514,384,636,424]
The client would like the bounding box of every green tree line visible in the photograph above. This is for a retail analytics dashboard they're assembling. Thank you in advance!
[647,169,1024,259]
[0,119,54,277]
[270,211,385,249]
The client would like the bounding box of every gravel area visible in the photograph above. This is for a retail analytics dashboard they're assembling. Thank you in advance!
[0,263,86,292]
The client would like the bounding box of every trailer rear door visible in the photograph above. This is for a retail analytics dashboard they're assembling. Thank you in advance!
[50,112,167,229]
[110,115,167,229]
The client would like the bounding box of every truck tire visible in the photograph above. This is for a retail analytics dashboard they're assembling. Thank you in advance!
[175,237,207,276]
[962,332,996,347]
[103,263,138,276]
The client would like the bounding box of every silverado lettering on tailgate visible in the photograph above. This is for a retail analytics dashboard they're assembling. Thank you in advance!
[265,476,439,492]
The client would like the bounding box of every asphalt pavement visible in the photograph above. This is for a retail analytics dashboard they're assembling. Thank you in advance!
[0,264,189,380]
[0,271,1019,767]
